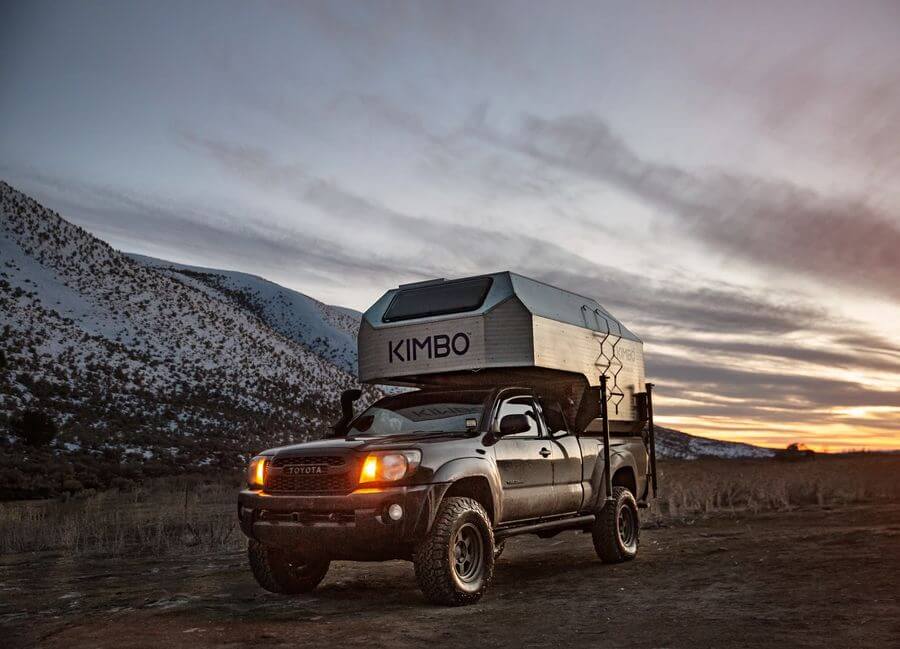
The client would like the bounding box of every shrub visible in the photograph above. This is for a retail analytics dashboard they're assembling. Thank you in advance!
[61,479,84,493]
[11,409,58,447]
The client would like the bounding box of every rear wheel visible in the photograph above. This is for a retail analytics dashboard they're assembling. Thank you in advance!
[413,497,494,606]
[592,486,639,563]
[248,540,330,594]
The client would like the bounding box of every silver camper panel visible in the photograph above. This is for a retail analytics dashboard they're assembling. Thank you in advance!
[357,314,490,378]
[531,316,645,420]
[358,272,645,422]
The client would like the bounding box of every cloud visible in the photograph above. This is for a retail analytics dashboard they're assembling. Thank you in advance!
[471,112,900,302]
[660,336,900,376]
[649,353,900,410]
[0,165,415,289]
[708,43,900,182]
[179,132,900,434]
[179,131,834,340]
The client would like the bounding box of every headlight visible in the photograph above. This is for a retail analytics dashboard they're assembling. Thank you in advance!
[359,450,421,484]
[247,456,267,489]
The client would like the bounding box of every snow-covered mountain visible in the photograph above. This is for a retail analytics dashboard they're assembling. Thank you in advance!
[0,181,369,497]
[127,254,359,374]
[0,180,775,497]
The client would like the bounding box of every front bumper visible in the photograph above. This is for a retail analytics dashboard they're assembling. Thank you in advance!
[237,484,447,560]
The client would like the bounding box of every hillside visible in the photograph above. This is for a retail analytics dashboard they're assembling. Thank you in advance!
[653,426,774,460]
[0,181,366,498]
[127,254,359,374]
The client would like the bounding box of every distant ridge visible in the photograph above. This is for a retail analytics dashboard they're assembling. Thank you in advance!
[653,426,775,459]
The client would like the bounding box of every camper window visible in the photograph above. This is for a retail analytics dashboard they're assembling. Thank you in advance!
[382,277,492,322]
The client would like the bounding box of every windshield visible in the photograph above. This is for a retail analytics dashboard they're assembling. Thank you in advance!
[348,390,491,437]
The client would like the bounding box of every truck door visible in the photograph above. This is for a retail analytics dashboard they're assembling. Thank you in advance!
[493,395,556,522]
[537,400,584,515]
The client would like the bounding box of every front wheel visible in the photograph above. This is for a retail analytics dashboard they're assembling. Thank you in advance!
[592,486,640,563]
[248,540,330,594]
[413,497,495,606]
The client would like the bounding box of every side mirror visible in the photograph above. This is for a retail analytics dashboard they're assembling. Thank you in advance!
[498,413,530,437]
[331,388,362,436]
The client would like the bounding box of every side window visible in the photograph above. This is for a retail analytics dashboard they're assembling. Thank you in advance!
[538,400,568,436]
[496,396,541,438]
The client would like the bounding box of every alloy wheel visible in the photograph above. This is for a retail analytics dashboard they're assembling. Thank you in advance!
[452,522,485,584]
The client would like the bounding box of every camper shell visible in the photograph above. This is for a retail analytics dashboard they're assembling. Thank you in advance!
[359,271,646,430]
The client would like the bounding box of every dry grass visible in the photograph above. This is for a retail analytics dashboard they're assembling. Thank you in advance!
[1,456,898,556]
[0,477,244,555]
[646,455,900,523]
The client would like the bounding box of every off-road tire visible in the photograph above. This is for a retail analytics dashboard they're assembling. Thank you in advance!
[248,540,330,594]
[494,539,507,561]
[592,486,639,563]
[413,497,495,606]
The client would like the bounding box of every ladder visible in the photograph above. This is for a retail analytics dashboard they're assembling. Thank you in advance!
[581,305,626,414]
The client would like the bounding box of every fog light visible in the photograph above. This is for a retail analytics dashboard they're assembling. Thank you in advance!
[387,503,404,521]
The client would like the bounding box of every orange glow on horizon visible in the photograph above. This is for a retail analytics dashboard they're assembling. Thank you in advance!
[657,414,900,454]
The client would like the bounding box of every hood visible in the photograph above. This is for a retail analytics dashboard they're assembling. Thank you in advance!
[262,437,366,457]
[263,432,469,457]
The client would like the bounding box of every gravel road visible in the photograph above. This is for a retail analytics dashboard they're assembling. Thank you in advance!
[4,504,898,648]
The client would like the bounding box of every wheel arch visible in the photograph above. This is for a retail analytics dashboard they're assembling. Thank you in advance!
[590,450,639,506]
[430,458,501,527]
[612,464,638,496]
[443,476,496,525]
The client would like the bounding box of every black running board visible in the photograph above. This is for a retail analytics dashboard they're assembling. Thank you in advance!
[494,514,596,541]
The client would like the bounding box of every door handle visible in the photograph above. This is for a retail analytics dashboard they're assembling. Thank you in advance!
[539,448,551,458]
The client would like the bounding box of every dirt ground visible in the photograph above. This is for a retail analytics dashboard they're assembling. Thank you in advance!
[3,503,899,649]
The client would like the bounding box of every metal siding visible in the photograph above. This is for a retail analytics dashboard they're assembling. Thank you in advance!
[508,273,641,342]
[483,297,534,366]
[358,315,487,383]
[532,316,645,421]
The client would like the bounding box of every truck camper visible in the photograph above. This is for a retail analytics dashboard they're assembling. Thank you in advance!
[239,272,657,605]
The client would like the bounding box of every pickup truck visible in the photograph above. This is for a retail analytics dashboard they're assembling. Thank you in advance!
[238,382,655,605]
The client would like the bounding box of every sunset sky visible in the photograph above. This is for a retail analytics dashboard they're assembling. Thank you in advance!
[2,1,898,451]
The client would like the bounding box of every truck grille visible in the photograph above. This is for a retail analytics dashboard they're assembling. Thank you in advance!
[265,455,357,494]
[265,472,357,494]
